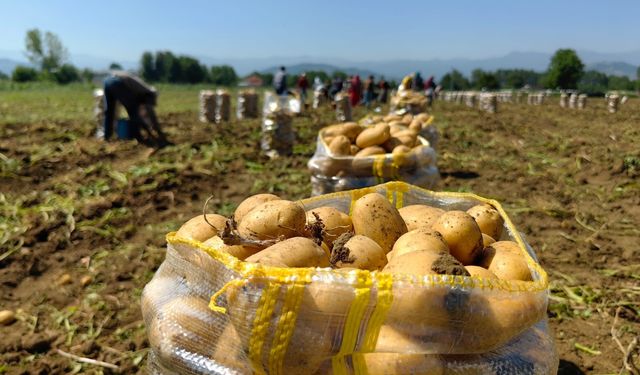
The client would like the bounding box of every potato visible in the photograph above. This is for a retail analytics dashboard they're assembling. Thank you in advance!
[177,214,227,241]
[481,233,495,248]
[354,146,386,158]
[323,122,363,141]
[388,229,448,261]
[465,265,498,279]
[389,123,406,136]
[392,145,411,155]
[0,310,16,326]
[399,204,445,231]
[467,204,504,239]
[364,353,444,375]
[203,235,262,260]
[331,235,387,270]
[245,237,330,268]
[234,193,280,223]
[478,241,532,281]
[328,135,351,156]
[355,123,391,148]
[237,200,306,240]
[211,323,252,373]
[305,206,352,247]
[383,250,440,276]
[432,211,483,265]
[408,118,423,132]
[414,113,430,122]
[349,144,360,155]
[148,296,224,360]
[401,113,413,125]
[384,114,402,122]
[352,193,407,253]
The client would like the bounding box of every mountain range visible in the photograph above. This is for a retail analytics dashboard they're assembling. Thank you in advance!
[1,50,639,80]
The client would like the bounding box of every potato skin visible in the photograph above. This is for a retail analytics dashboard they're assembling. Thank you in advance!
[482,233,496,248]
[354,146,387,157]
[465,265,498,279]
[398,204,445,231]
[432,211,483,265]
[388,229,448,261]
[467,204,505,240]
[245,237,330,268]
[352,193,408,253]
[333,235,387,270]
[177,214,228,241]
[203,236,262,260]
[323,122,363,142]
[356,123,391,148]
[234,193,280,223]
[305,206,352,247]
[238,200,306,240]
[328,135,352,156]
[478,241,532,281]
[383,250,441,276]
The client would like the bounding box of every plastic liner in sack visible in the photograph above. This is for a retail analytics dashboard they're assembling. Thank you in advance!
[215,90,231,124]
[335,92,352,121]
[236,90,259,120]
[390,89,428,115]
[307,126,439,195]
[142,181,557,375]
[261,92,298,158]
[93,89,106,139]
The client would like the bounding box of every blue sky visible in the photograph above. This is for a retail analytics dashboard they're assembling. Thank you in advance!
[1,0,639,62]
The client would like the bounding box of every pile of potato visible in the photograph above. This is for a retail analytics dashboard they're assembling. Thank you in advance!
[390,89,429,114]
[177,192,531,282]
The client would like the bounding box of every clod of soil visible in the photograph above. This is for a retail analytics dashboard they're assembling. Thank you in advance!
[431,253,470,276]
[330,231,356,267]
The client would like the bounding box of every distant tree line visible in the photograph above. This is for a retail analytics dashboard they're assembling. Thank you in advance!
[439,49,639,96]
[5,37,639,95]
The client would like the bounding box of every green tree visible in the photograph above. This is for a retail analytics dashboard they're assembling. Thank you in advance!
[607,75,634,91]
[471,69,499,90]
[495,69,542,89]
[140,52,156,81]
[578,70,608,95]
[332,71,347,80]
[544,49,584,89]
[24,29,69,74]
[0,71,8,80]
[109,62,123,70]
[306,70,330,85]
[53,64,80,84]
[179,56,207,83]
[440,69,470,90]
[210,65,238,86]
[155,51,176,82]
[80,68,95,82]
[11,65,39,82]
[637,66,640,91]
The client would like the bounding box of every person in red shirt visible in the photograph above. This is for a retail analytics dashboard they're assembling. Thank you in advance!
[296,73,309,105]
[348,75,362,107]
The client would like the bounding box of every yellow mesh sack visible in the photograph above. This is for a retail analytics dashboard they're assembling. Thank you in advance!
[142,182,557,374]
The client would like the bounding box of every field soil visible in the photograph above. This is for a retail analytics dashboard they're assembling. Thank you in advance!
[0,92,638,374]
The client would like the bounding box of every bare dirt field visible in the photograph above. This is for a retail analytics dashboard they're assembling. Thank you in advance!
[0,88,638,374]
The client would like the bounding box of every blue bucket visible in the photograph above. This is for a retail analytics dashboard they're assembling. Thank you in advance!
[116,119,133,140]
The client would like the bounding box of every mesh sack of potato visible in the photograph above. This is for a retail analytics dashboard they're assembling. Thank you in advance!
[261,92,297,158]
[236,90,259,119]
[142,182,557,374]
[199,90,217,123]
[390,89,428,115]
[307,121,439,195]
[335,92,353,122]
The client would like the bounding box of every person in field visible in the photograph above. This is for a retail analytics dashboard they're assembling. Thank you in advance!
[296,72,309,105]
[362,75,376,107]
[103,71,170,147]
[329,76,344,100]
[412,72,424,91]
[424,75,437,105]
[377,76,390,103]
[273,66,288,96]
[349,75,362,107]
